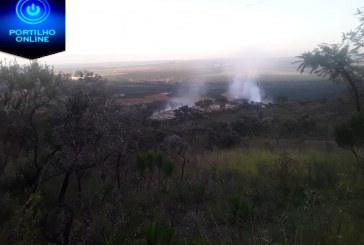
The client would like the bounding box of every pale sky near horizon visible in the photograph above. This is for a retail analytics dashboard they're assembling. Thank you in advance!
[0,0,363,64]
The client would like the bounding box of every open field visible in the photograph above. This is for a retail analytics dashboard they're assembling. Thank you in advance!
[104,80,346,105]
[55,58,347,104]
[55,58,319,82]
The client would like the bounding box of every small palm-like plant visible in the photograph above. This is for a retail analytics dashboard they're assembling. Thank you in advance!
[137,150,175,188]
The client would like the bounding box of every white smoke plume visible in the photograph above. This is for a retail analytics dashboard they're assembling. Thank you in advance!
[228,52,264,102]
[154,78,207,113]
[229,75,262,102]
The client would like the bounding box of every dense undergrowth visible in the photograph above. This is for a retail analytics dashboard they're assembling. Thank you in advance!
[103,148,364,244]
[1,62,364,244]
[2,145,364,244]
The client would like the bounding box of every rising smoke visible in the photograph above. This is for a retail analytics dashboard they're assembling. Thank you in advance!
[229,74,262,102]
[153,79,207,114]
[154,53,265,115]
[227,53,264,102]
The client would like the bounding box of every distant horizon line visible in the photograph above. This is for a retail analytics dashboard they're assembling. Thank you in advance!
[48,56,297,67]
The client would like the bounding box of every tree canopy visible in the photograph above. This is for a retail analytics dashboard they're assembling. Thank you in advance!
[296,8,364,112]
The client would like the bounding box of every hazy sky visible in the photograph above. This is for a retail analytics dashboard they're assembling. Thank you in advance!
[0,0,363,64]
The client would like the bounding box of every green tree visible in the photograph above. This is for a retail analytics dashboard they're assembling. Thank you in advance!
[343,8,364,51]
[295,9,364,112]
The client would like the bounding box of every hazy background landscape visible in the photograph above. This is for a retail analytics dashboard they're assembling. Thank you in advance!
[52,57,345,105]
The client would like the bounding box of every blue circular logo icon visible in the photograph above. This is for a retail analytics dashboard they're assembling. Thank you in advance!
[16,0,50,25]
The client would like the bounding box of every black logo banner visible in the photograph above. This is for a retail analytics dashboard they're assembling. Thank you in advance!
[0,0,65,59]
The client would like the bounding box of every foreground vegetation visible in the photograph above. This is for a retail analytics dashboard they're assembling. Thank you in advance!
[1,60,364,245]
